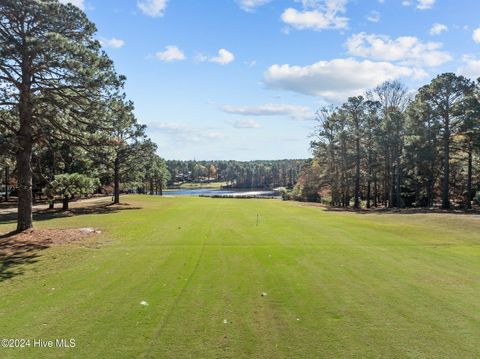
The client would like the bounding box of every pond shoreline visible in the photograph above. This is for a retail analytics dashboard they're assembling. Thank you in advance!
[164,188,281,198]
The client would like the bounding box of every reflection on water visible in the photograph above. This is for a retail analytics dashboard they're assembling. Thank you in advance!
[165,188,278,198]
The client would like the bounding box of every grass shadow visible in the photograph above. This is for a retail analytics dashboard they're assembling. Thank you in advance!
[0,231,49,282]
[323,206,480,216]
[0,202,142,226]
[0,202,141,281]
[0,201,20,211]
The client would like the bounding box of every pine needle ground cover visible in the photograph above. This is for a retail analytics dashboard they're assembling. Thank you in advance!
[0,196,479,358]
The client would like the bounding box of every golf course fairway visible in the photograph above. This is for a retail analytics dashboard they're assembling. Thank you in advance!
[0,195,479,358]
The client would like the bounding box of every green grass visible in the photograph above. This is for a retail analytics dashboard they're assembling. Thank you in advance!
[0,196,479,358]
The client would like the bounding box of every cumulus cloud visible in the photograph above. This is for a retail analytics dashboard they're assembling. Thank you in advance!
[137,0,168,17]
[150,122,225,142]
[473,28,480,44]
[429,23,448,36]
[197,49,235,65]
[402,0,435,9]
[416,0,435,10]
[152,122,188,132]
[99,38,125,49]
[346,32,452,67]
[222,103,313,121]
[237,0,271,11]
[155,46,186,62]
[281,0,349,31]
[263,58,426,101]
[59,0,84,10]
[228,119,262,128]
[457,55,480,80]
[210,49,235,65]
[366,11,380,23]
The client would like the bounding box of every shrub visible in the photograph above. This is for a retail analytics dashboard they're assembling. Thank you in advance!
[43,173,99,210]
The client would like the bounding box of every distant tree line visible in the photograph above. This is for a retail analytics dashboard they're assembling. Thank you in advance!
[294,75,480,209]
[0,0,168,231]
[167,160,305,189]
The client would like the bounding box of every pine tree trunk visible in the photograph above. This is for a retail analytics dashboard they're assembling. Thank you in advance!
[384,155,390,207]
[114,156,120,204]
[414,164,419,207]
[62,196,69,210]
[16,100,34,230]
[441,116,450,209]
[427,154,435,207]
[15,41,35,231]
[149,179,154,195]
[366,180,371,209]
[395,157,401,208]
[466,142,473,209]
[16,144,33,231]
[389,164,395,208]
[366,155,372,209]
[4,165,8,201]
[354,135,361,209]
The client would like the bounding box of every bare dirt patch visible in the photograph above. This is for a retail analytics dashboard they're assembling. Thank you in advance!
[0,228,102,281]
[0,228,101,252]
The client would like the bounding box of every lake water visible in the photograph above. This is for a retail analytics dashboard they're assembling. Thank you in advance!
[165,188,279,198]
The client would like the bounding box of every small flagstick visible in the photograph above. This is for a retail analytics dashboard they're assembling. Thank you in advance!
[256,213,259,226]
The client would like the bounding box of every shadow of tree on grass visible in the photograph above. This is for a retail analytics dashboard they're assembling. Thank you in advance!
[0,231,48,282]
[0,202,141,281]
[323,206,480,216]
[0,202,142,226]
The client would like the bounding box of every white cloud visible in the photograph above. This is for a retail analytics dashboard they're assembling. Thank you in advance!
[59,0,85,10]
[155,46,186,62]
[137,0,168,17]
[366,11,380,23]
[153,122,188,132]
[223,103,313,120]
[211,49,235,65]
[194,53,208,63]
[346,32,452,67]
[281,0,349,31]
[402,0,435,9]
[457,55,480,80]
[402,0,436,10]
[238,0,271,11]
[198,49,235,65]
[416,0,435,10]
[205,131,225,139]
[150,122,225,142]
[473,28,480,44]
[99,38,125,49]
[429,23,448,36]
[228,119,262,128]
[263,58,426,101]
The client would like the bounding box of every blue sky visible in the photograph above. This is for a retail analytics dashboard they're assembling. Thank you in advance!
[62,0,480,160]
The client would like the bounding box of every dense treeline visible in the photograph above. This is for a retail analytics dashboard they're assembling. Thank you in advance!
[0,0,169,230]
[294,76,480,209]
[167,160,305,189]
